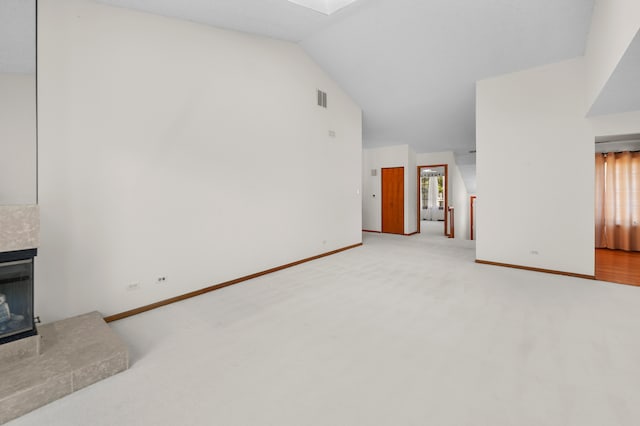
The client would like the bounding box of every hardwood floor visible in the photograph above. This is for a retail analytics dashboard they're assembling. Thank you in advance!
[595,248,640,286]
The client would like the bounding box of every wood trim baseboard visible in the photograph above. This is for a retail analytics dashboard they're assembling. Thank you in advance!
[475,259,595,280]
[104,242,363,323]
[362,230,418,236]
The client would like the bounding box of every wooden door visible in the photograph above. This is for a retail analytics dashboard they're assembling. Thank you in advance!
[382,167,404,234]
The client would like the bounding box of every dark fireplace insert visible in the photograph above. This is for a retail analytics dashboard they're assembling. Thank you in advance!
[0,249,37,345]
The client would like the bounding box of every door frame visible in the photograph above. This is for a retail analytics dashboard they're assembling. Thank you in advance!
[416,164,448,236]
[470,195,477,240]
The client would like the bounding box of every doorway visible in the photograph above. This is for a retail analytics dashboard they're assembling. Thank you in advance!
[594,136,640,286]
[381,167,404,235]
[470,196,477,240]
[416,165,448,237]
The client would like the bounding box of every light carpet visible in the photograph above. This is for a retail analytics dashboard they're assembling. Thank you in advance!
[8,232,640,426]
[420,219,446,237]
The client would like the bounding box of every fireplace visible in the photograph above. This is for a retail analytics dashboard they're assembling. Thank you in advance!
[0,249,37,345]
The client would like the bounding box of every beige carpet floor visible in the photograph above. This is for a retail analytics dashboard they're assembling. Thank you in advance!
[8,232,640,426]
[420,219,446,237]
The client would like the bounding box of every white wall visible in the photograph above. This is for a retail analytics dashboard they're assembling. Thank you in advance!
[476,58,595,275]
[362,145,417,234]
[37,0,362,321]
[585,0,640,110]
[416,151,469,240]
[588,110,640,136]
[0,73,36,204]
[476,0,640,276]
[362,149,378,231]
[407,148,417,234]
[362,147,467,238]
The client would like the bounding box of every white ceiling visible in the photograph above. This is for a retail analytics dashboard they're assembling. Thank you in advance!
[302,0,594,149]
[287,0,361,16]
[2,0,596,192]
[595,137,640,154]
[97,0,596,193]
[0,0,36,74]
[97,0,371,42]
[588,29,640,117]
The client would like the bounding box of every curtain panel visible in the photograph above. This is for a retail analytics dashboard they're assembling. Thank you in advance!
[595,152,640,251]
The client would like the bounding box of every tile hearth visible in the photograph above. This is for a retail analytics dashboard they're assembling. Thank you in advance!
[0,312,129,424]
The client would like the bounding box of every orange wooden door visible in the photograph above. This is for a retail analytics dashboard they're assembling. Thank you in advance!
[382,167,404,234]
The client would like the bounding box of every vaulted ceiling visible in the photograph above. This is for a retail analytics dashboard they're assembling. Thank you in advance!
[3,0,576,192]
[98,0,596,193]
[0,0,36,73]
[589,29,640,117]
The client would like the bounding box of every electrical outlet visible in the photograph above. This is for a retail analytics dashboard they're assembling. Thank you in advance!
[530,250,539,255]
[127,282,141,291]
[157,277,167,284]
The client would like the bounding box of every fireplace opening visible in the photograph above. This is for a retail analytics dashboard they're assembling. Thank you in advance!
[0,249,37,345]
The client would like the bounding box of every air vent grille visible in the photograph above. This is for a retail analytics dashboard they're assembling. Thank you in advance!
[317,89,327,108]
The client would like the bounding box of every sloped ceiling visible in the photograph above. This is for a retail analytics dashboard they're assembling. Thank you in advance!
[0,0,36,73]
[97,0,596,192]
[96,0,371,42]
[588,29,640,117]
[302,0,594,149]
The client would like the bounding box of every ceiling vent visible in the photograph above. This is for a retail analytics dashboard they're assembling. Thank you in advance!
[317,89,327,108]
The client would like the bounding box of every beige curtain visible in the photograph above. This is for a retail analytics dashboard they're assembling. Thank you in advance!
[597,151,640,251]
[595,153,606,247]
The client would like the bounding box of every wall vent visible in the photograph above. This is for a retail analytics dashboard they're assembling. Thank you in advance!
[317,89,327,108]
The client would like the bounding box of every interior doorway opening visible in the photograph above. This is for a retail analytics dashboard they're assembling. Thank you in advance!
[416,164,448,237]
[594,135,640,286]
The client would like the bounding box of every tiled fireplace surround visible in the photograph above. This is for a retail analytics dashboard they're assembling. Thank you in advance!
[0,206,129,424]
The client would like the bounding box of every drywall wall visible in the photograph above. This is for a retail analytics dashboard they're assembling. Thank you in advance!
[585,0,640,111]
[476,58,594,275]
[362,145,417,234]
[407,148,417,234]
[0,73,36,205]
[416,151,469,240]
[589,110,640,136]
[362,148,467,238]
[362,149,378,231]
[37,0,362,321]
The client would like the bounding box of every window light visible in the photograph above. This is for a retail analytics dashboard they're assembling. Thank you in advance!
[287,0,360,15]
